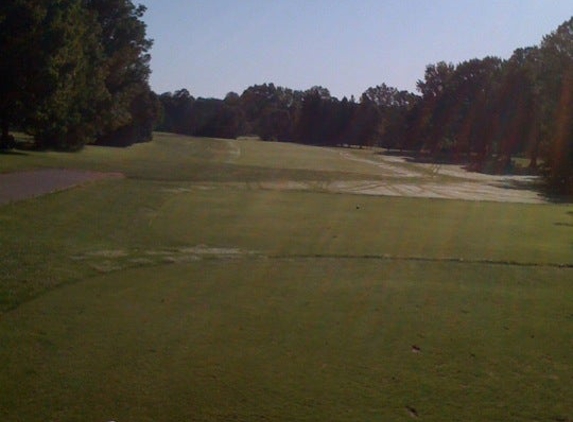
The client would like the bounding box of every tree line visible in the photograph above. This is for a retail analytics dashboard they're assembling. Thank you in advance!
[0,0,159,150]
[1,3,572,193]
[157,17,573,193]
[156,83,416,150]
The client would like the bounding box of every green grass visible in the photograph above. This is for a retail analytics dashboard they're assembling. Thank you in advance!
[1,260,571,421]
[0,133,572,421]
[0,133,390,181]
[2,181,571,313]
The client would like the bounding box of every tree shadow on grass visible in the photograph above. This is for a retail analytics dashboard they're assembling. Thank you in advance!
[0,149,29,157]
[540,188,573,204]
[379,150,573,203]
[488,178,541,191]
[554,210,573,228]
[378,149,470,165]
[488,178,573,204]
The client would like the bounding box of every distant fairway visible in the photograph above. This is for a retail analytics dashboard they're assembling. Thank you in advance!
[0,133,572,421]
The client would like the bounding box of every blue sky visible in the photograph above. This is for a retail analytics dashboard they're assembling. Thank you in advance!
[142,0,572,99]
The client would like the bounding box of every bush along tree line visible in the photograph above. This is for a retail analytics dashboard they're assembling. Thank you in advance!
[0,0,160,151]
[157,17,573,194]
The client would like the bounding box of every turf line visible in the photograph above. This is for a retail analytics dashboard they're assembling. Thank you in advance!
[266,254,573,269]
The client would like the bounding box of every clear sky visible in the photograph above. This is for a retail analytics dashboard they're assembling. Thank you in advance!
[142,0,572,99]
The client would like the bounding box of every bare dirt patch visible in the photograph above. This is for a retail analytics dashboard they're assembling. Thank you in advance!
[70,245,259,274]
[0,169,124,205]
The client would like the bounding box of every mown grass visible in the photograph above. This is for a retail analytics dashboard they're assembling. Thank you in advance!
[1,260,571,421]
[0,133,390,182]
[1,133,572,421]
[1,179,571,313]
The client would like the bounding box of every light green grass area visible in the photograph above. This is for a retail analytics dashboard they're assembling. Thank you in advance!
[1,133,389,181]
[1,133,572,421]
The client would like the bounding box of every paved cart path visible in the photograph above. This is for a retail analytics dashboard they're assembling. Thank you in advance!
[0,169,124,205]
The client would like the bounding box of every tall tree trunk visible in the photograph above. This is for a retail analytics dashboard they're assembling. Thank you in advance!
[1,118,9,141]
[529,146,538,169]
[528,124,541,169]
[0,118,12,149]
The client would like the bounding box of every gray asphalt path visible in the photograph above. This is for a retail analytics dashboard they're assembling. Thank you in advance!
[0,169,123,205]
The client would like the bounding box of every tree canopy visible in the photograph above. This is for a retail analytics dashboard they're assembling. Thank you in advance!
[0,0,157,150]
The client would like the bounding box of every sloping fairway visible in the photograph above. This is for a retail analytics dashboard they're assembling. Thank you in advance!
[1,134,572,421]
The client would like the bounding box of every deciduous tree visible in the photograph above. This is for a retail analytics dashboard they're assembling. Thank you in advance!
[87,0,157,146]
[537,17,573,192]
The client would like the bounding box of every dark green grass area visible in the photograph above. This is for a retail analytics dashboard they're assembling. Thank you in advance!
[1,260,571,421]
[1,133,573,421]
